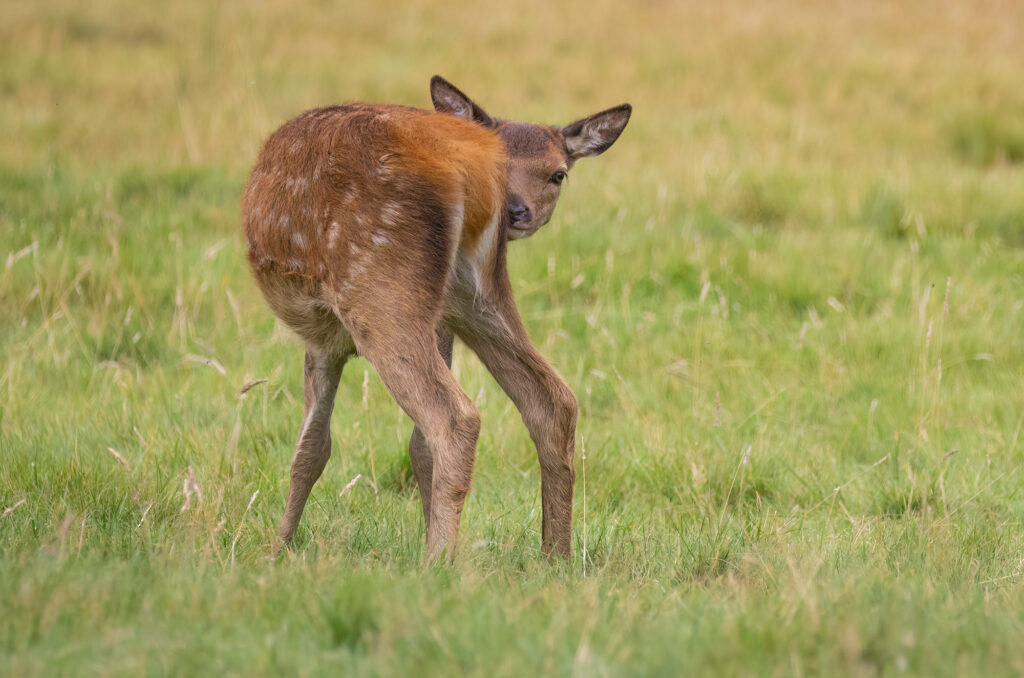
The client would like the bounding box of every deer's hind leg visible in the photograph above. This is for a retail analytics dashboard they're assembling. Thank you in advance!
[277,343,348,549]
[338,306,479,561]
[407,329,455,533]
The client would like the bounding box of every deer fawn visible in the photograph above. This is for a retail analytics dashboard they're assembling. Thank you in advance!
[242,76,630,560]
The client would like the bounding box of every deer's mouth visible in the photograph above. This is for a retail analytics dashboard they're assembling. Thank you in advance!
[507,223,537,240]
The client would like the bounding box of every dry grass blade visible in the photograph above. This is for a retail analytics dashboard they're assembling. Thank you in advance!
[339,474,363,498]
[240,378,268,395]
[183,354,228,376]
[106,447,130,470]
[230,490,260,565]
[77,514,87,557]
[3,499,26,518]
[581,434,587,577]
[181,466,202,513]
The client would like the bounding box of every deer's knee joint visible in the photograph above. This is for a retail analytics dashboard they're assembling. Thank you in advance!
[462,403,482,441]
[551,380,578,433]
[434,479,471,506]
[531,380,577,481]
[291,446,330,483]
[540,446,575,478]
[526,378,577,439]
[423,395,480,458]
[449,395,481,445]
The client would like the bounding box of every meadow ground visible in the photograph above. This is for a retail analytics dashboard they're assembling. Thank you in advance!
[2,1,1024,675]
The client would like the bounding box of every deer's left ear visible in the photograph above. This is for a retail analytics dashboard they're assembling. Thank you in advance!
[562,104,632,161]
[430,75,495,128]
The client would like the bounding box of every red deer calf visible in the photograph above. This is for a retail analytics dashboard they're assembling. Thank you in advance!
[242,76,630,560]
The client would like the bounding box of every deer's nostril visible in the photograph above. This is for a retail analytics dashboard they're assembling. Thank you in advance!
[509,202,531,224]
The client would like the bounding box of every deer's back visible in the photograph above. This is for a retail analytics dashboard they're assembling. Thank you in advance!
[243,102,505,287]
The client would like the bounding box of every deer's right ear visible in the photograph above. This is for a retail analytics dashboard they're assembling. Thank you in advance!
[562,104,632,161]
[430,76,495,128]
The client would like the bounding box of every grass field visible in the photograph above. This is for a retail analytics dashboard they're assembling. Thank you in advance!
[3,0,1024,675]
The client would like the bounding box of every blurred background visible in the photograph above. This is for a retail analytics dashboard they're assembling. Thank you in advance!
[4,0,1023,225]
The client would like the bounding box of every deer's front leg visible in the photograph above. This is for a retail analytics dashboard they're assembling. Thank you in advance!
[456,300,578,558]
[407,329,455,532]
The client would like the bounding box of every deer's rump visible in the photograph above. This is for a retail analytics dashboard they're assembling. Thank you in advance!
[240,103,506,346]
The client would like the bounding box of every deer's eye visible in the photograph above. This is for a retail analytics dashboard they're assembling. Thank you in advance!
[550,170,567,185]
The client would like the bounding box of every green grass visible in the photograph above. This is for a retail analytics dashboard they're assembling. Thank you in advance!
[3,0,1024,675]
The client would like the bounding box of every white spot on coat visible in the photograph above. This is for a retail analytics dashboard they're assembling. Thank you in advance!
[291,231,306,249]
[370,232,389,247]
[380,201,402,226]
[377,153,395,180]
[336,184,357,205]
[347,259,366,280]
[327,221,341,250]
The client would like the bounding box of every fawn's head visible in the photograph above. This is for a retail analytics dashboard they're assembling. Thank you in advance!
[430,76,631,240]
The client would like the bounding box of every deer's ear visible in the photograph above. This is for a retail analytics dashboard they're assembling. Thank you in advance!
[562,104,632,161]
[430,76,495,127]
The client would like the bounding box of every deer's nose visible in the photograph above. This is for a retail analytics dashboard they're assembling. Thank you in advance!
[508,196,532,225]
